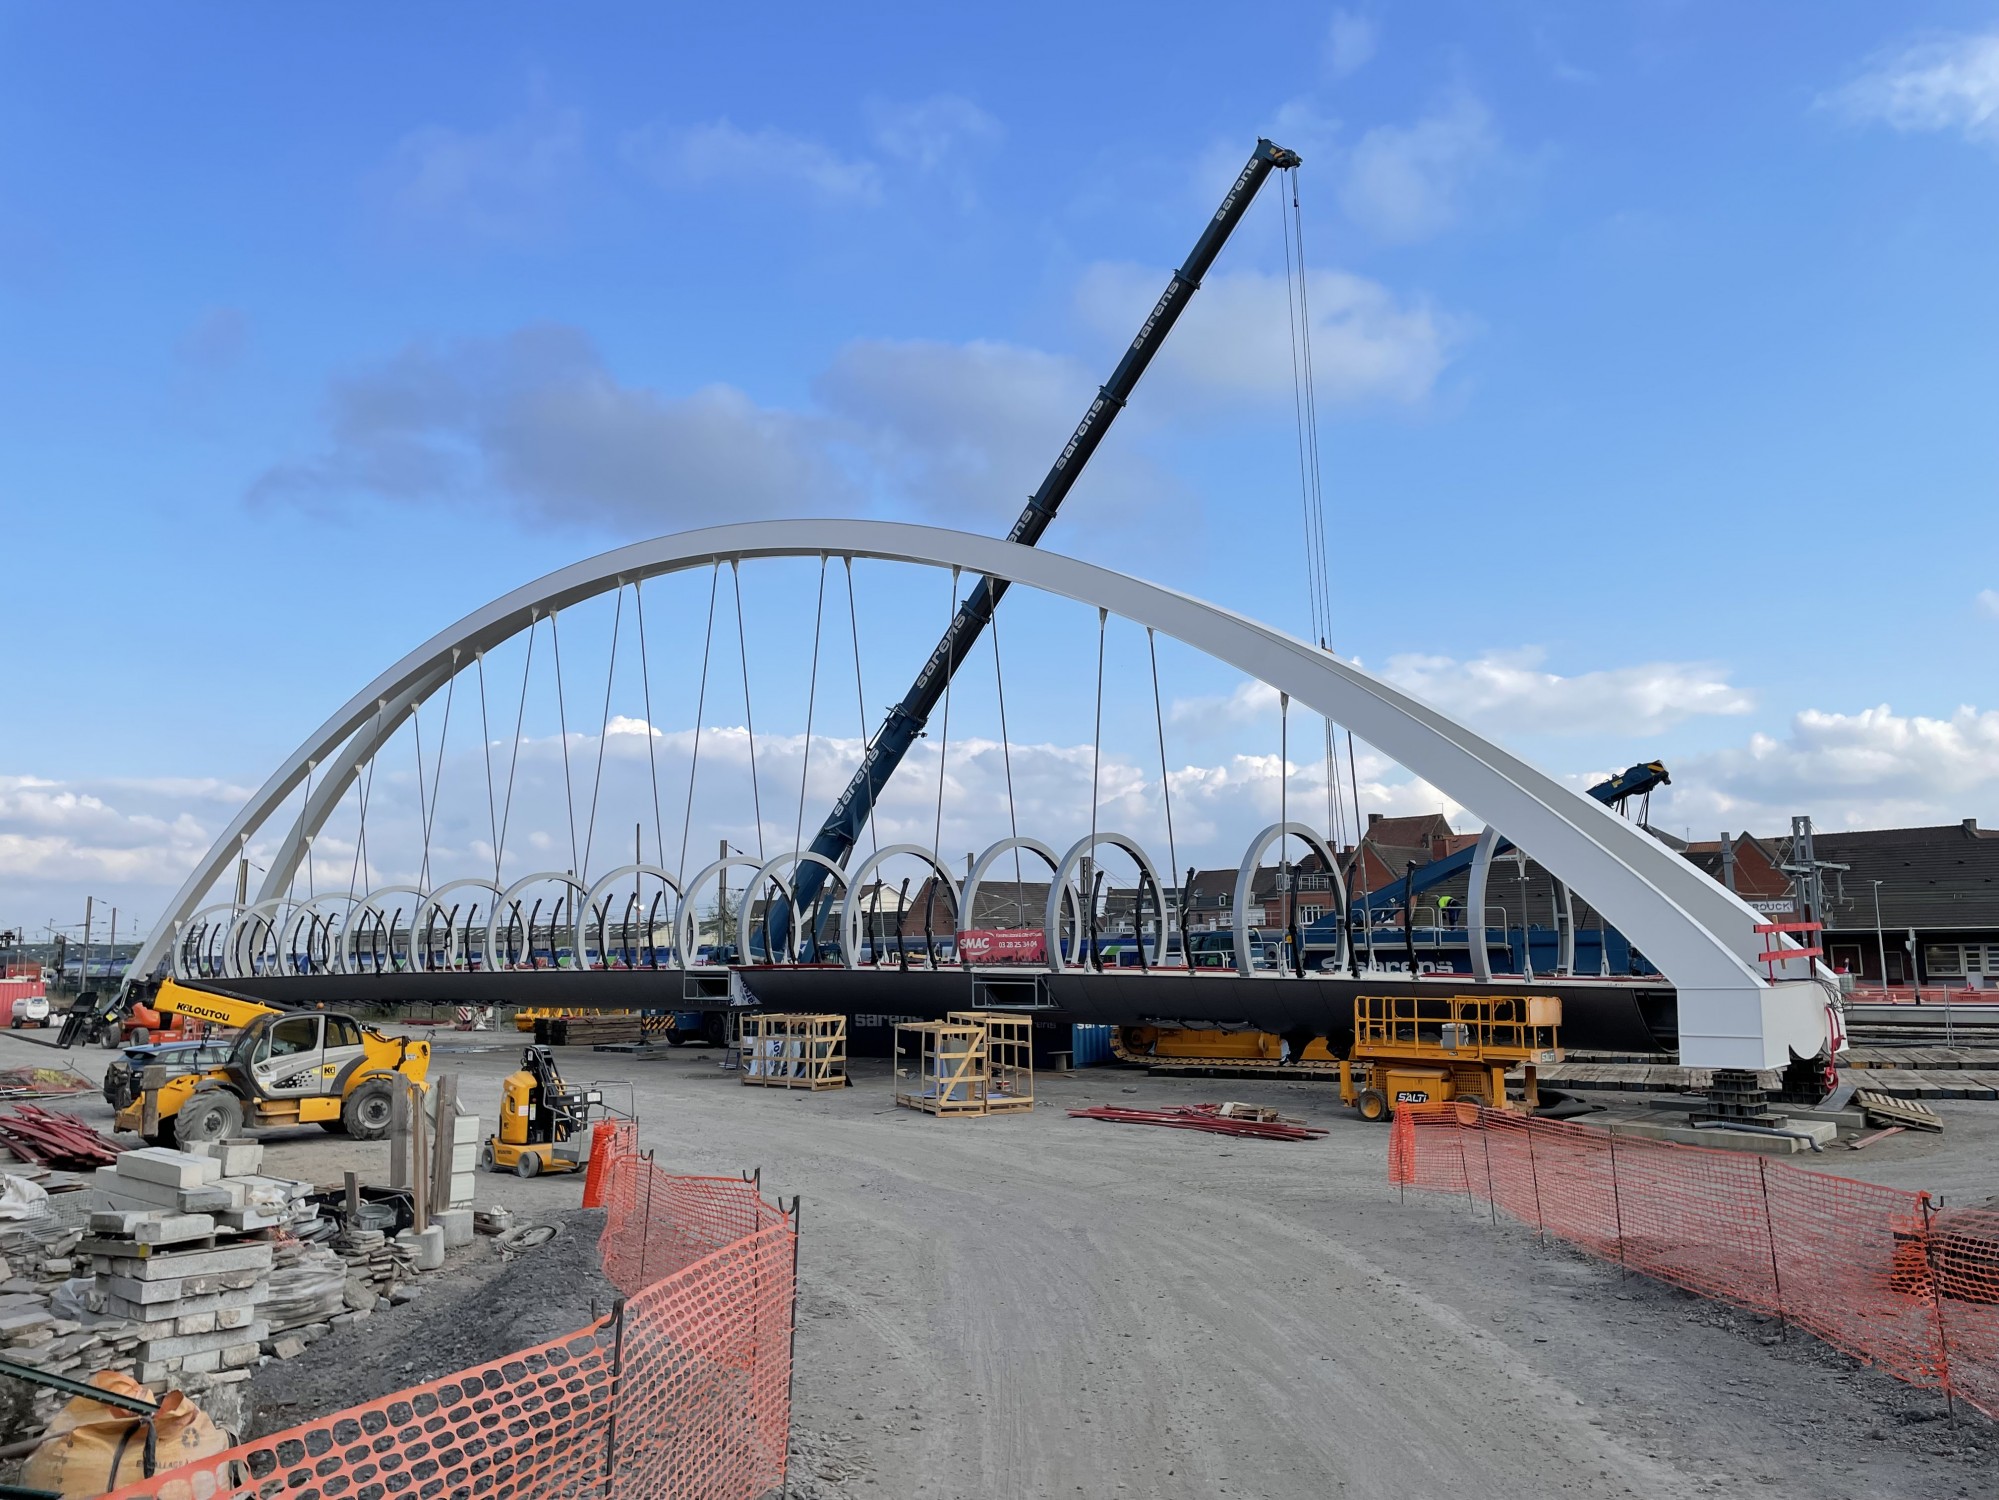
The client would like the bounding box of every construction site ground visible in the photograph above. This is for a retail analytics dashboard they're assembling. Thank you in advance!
[1,1028,1991,1499]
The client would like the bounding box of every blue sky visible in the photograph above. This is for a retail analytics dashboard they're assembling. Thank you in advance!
[4,3,1998,939]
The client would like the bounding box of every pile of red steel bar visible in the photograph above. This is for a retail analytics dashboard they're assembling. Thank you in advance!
[0,1104,124,1167]
[1067,1103,1327,1141]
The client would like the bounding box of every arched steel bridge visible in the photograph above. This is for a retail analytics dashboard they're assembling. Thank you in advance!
[129,521,1833,1070]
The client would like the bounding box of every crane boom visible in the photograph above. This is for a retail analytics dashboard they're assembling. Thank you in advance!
[774,138,1300,953]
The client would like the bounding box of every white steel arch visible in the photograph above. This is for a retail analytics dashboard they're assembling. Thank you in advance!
[411,878,506,973]
[959,836,1075,966]
[840,844,959,971]
[574,863,685,968]
[483,872,588,971]
[1234,822,1347,976]
[735,852,850,965]
[676,855,767,968]
[130,520,1826,1068]
[1045,833,1167,975]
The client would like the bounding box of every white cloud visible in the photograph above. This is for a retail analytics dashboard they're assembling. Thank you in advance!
[1324,10,1378,79]
[1822,30,1999,149]
[866,94,1002,172]
[1655,704,1999,834]
[1075,263,1460,408]
[1340,89,1499,242]
[1378,648,1755,737]
[381,103,585,241]
[624,118,882,203]
[1977,588,1999,618]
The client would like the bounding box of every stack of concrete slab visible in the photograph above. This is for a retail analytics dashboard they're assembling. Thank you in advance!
[82,1143,313,1397]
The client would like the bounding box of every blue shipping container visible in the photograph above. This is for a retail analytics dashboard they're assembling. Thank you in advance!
[1071,1024,1115,1067]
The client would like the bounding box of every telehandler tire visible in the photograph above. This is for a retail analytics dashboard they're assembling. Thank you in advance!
[178,1091,244,1143]
[342,1079,396,1141]
[1357,1088,1390,1124]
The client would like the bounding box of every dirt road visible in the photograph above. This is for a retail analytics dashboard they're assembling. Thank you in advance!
[6,1031,1989,1497]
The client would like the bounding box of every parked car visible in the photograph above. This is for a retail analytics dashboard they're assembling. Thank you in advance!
[8,993,49,1029]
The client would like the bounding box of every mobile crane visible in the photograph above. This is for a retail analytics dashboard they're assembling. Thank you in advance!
[109,978,430,1147]
[766,137,1302,957]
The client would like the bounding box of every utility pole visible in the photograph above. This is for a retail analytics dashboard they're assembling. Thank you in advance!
[80,896,93,996]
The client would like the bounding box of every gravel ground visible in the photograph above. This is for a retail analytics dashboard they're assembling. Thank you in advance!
[243,1206,617,1438]
[5,1027,1993,1498]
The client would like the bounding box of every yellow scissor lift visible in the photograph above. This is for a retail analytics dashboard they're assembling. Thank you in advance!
[1339,993,1563,1123]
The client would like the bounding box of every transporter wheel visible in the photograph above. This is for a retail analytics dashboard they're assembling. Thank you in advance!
[1357,1088,1390,1124]
[342,1080,396,1141]
[178,1091,244,1143]
[480,1140,497,1171]
[514,1150,542,1180]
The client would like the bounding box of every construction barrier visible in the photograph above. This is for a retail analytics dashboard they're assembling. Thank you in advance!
[106,1125,797,1499]
[1389,1103,1999,1419]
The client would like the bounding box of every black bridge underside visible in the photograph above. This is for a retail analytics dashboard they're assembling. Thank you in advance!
[210,968,1679,1055]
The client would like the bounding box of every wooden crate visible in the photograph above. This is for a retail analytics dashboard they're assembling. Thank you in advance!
[949,1011,1035,1112]
[742,1013,848,1090]
[894,1022,991,1116]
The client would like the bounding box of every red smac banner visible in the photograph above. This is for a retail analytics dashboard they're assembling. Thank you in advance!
[957,928,1046,964]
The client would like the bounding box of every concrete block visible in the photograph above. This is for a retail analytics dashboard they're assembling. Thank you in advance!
[434,1208,475,1249]
[220,1340,260,1369]
[329,1307,371,1326]
[136,1321,267,1363]
[0,1310,55,1339]
[134,1214,216,1247]
[91,1168,233,1213]
[175,1312,217,1336]
[212,1141,264,1176]
[452,1113,481,1144]
[215,1305,256,1331]
[342,1281,378,1313]
[89,1210,153,1236]
[179,1349,221,1375]
[413,1224,445,1272]
[450,1142,479,1172]
[116,1148,222,1188]
[214,1207,283,1232]
[97,1242,273,1283]
[267,1336,307,1359]
[136,1359,176,1385]
[449,1171,476,1208]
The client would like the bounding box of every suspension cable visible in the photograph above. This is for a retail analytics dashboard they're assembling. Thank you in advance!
[932,567,958,874]
[495,613,538,882]
[843,557,877,858]
[991,603,1024,926]
[677,564,721,889]
[731,560,765,862]
[417,654,458,894]
[794,557,828,868]
[410,702,430,892]
[1291,169,1335,647]
[633,580,667,870]
[1146,628,1179,937]
[1278,166,1327,650]
[581,584,625,881]
[346,700,384,899]
[549,609,581,878]
[1089,607,1106,950]
[476,651,500,883]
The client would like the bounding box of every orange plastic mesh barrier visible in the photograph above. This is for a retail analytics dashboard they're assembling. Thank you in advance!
[105,1129,797,1499]
[1389,1104,1999,1419]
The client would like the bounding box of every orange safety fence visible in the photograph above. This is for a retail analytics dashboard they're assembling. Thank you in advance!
[105,1124,798,1499]
[1389,1103,1999,1419]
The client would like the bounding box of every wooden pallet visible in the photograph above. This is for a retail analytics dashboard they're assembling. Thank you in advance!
[1853,1090,1946,1131]
[741,1013,848,1091]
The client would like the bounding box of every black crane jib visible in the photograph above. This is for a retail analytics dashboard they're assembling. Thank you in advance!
[774,138,1301,955]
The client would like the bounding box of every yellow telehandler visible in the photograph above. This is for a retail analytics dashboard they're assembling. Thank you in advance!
[112,978,430,1146]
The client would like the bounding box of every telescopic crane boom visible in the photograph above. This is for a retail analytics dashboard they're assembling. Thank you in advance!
[774,137,1301,953]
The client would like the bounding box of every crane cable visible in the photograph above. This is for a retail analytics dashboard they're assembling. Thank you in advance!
[1279,162,1356,860]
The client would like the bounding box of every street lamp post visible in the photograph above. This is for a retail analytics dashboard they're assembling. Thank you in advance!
[1870,880,1888,994]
